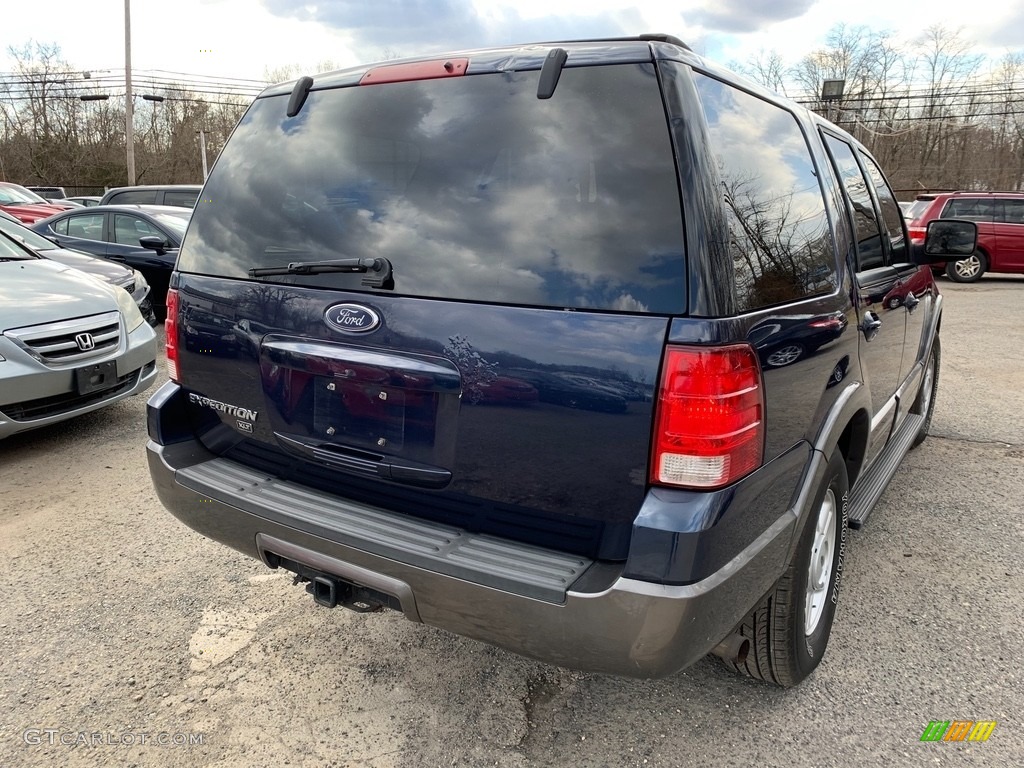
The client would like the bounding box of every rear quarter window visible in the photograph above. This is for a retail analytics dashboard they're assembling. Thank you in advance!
[693,73,836,311]
[108,190,158,205]
[177,63,686,314]
[164,190,198,208]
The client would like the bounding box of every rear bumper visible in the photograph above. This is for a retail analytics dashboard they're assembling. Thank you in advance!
[147,400,799,679]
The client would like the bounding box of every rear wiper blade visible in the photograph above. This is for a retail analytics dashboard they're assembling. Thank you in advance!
[249,256,393,288]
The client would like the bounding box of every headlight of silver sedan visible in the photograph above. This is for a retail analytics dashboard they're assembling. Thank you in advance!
[116,284,145,332]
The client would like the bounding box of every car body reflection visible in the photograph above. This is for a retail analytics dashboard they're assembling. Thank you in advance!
[748,311,849,368]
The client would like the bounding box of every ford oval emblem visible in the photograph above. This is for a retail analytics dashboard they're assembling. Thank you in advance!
[324,303,381,334]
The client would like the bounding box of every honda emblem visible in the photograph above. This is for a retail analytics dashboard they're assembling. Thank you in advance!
[75,332,96,351]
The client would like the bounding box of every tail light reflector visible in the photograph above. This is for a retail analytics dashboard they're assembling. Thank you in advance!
[908,225,926,245]
[651,345,764,489]
[165,288,180,382]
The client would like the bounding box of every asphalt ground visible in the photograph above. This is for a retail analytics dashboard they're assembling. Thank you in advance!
[0,276,1021,767]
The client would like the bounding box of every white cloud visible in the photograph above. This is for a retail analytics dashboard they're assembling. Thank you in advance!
[1,0,1019,86]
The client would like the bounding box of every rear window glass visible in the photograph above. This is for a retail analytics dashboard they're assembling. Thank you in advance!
[178,64,686,313]
[905,199,931,221]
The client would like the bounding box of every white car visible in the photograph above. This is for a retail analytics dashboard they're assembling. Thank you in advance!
[0,232,158,438]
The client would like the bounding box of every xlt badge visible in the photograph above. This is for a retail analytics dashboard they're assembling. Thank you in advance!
[324,303,381,334]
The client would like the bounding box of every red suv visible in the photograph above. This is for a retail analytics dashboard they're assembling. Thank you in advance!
[906,191,1024,282]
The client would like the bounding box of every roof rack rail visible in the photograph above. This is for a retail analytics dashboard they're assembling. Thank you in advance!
[532,34,692,51]
[638,33,691,49]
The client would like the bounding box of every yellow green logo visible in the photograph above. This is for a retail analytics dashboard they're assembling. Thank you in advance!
[920,720,997,742]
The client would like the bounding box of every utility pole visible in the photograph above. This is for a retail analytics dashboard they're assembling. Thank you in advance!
[197,129,209,181]
[124,0,135,184]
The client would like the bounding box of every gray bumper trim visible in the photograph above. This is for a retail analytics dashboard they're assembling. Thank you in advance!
[177,457,592,603]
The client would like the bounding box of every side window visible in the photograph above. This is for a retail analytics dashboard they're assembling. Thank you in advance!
[944,197,996,221]
[113,214,163,246]
[823,135,886,271]
[860,153,907,264]
[1003,199,1024,224]
[163,190,198,208]
[51,218,69,235]
[694,74,836,310]
[109,190,157,205]
[65,213,106,241]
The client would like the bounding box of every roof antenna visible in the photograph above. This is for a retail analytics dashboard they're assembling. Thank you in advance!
[536,48,568,99]
[287,76,314,117]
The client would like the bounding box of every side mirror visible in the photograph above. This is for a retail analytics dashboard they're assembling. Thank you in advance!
[914,219,977,265]
[138,235,167,254]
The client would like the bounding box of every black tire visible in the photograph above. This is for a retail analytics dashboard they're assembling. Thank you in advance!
[945,251,987,283]
[722,448,849,687]
[910,337,940,449]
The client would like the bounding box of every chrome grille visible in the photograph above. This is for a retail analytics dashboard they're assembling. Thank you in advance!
[5,311,122,365]
[114,276,137,294]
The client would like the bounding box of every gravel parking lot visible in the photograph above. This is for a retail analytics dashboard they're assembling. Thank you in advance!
[1,278,1021,768]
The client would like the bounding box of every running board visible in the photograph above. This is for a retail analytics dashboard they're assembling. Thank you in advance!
[848,413,924,529]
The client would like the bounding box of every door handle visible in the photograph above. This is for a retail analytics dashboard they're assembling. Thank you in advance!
[859,311,882,341]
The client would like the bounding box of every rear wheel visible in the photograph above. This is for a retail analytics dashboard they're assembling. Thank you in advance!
[945,251,987,282]
[911,338,940,449]
[722,448,849,687]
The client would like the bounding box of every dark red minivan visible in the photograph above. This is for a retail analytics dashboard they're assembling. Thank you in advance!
[906,191,1024,282]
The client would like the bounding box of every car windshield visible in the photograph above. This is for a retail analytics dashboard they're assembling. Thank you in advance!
[0,217,56,251]
[0,231,38,260]
[0,185,45,205]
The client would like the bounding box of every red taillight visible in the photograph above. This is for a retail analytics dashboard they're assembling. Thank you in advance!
[908,225,926,245]
[651,345,764,489]
[164,288,180,382]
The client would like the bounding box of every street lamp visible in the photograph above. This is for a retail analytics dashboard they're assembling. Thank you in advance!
[820,79,846,101]
[820,79,845,123]
[124,0,135,184]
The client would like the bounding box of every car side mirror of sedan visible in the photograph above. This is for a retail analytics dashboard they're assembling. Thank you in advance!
[913,219,977,265]
[138,235,167,255]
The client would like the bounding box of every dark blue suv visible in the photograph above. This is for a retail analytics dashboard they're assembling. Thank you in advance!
[146,35,974,686]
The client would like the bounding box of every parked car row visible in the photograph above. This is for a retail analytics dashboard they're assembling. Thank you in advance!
[30,204,190,319]
[6,182,201,214]
[0,210,156,325]
[0,182,77,223]
[0,182,202,439]
[0,226,159,439]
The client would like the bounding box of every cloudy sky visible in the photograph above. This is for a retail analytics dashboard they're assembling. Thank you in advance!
[2,0,1021,87]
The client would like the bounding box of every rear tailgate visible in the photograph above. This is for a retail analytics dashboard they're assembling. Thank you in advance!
[172,50,686,560]
[175,282,669,559]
